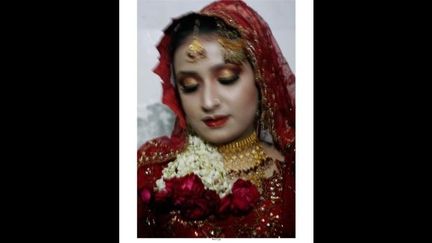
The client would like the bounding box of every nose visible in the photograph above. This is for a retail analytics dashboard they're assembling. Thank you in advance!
[201,83,220,112]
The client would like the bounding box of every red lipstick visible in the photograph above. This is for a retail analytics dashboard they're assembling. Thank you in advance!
[202,115,229,128]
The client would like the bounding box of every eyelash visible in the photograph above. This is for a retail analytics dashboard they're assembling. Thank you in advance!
[178,70,240,94]
[180,85,198,93]
[218,74,239,85]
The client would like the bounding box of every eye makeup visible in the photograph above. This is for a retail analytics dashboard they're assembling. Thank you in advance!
[178,76,199,93]
[176,64,243,93]
[217,65,241,85]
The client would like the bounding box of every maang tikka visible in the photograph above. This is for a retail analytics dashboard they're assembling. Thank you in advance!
[186,19,207,62]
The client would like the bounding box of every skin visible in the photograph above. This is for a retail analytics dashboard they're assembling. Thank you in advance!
[174,35,258,145]
[174,35,284,162]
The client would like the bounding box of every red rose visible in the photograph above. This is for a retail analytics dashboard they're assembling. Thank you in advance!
[154,189,169,203]
[154,178,176,203]
[178,174,205,195]
[180,190,220,219]
[151,174,262,219]
[203,190,220,212]
[172,174,205,206]
[230,179,260,213]
[139,188,152,204]
[163,174,222,219]
[183,198,210,219]
[218,195,232,214]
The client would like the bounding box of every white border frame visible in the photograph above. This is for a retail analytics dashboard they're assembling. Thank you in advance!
[120,0,313,242]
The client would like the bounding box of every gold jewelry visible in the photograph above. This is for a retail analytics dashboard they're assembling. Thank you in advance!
[186,19,207,63]
[217,37,247,64]
[217,131,266,173]
[216,20,246,64]
[239,158,272,192]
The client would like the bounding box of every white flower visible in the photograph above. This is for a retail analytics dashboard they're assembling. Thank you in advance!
[155,135,234,197]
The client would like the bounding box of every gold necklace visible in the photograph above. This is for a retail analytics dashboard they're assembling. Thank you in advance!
[217,131,266,173]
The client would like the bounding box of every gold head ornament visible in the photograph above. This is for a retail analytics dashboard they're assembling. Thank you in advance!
[186,19,207,63]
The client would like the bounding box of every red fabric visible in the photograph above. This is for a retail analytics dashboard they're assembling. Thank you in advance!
[201,0,295,153]
[137,0,295,237]
[138,159,295,237]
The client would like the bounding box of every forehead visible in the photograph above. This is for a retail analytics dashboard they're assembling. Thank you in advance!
[173,35,225,72]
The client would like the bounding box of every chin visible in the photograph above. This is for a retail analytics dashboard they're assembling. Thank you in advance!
[195,128,240,145]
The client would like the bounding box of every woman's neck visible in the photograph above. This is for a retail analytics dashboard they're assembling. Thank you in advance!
[217,131,266,173]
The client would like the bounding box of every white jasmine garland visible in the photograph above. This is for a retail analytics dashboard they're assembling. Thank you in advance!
[155,135,234,197]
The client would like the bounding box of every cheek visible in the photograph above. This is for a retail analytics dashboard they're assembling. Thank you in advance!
[227,79,258,110]
[221,81,258,129]
[234,65,258,108]
[241,86,258,117]
[243,84,258,105]
[179,93,201,120]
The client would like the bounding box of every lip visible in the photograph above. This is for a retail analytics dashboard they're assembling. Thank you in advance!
[202,115,230,128]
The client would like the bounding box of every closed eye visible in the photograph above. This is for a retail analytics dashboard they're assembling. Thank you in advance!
[218,75,239,85]
[180,85,198,93]
[217,68,240,85]
[178,76,199,94]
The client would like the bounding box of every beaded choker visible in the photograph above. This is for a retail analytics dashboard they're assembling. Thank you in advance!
[217,131,266,173]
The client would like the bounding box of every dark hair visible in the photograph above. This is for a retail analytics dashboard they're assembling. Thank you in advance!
[169,14,241,60]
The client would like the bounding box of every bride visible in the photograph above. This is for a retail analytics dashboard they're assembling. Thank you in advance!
[137,0,295,238]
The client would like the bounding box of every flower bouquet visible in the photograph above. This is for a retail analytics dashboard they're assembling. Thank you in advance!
[139,135,260,219]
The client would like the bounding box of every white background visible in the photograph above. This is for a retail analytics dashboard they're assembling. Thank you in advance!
[120,0,313,242]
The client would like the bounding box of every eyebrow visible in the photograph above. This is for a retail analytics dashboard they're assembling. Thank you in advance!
[176,71,198,77]
[175,63,238,77]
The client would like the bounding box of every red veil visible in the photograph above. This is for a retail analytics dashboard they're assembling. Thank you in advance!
[138,0,295,167]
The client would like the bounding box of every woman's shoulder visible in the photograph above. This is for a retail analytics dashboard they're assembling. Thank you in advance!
[137,136,185,190]
[260,141,295,177]
[137,135,186,167]
[137,160,169,191]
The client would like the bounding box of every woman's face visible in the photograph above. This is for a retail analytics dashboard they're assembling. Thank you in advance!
[173,35,258,145]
